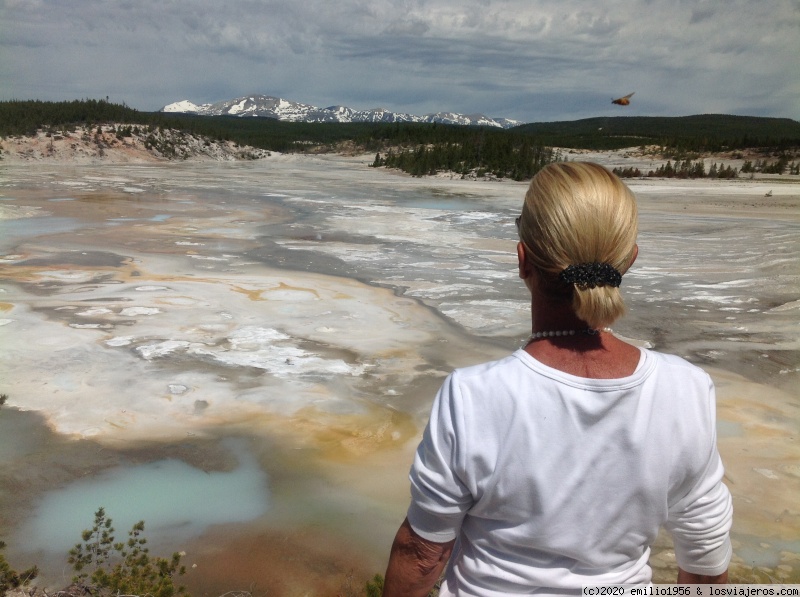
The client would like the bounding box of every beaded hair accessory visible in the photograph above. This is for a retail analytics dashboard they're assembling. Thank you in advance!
[559,262,622,289]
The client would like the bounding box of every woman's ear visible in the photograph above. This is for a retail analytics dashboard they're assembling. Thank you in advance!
[517,242,528,279]
[628,244,639,269]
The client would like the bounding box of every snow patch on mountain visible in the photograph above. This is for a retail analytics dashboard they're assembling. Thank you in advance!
[161,94,521,129]
[162,100,203,113]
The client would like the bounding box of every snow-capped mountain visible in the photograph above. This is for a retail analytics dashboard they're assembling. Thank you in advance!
[161,95,521,129]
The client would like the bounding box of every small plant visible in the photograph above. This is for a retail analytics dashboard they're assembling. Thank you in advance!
[68,506,116,578]
[0,540,39,595]
[364,573,384,597]
[69,507,187,597]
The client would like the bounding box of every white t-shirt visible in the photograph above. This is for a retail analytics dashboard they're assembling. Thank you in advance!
[407,348,732,596]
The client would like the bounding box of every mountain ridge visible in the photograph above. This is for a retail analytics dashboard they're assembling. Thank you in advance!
[161,94,522,129]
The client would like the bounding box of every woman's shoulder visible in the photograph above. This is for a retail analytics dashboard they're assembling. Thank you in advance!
[444,348,713,395]
[644,349,712,379]
[450,352,527,381]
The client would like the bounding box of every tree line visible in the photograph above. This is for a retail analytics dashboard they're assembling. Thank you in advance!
[612,154,799,179]
[515,114,800,153]
[5,99,798,152]
[741,155,800,175]
[2,99,798,180]
[613,159,739,179]
[372,137,562,180]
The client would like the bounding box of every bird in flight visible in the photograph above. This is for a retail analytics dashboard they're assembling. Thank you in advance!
[612,92,635,106]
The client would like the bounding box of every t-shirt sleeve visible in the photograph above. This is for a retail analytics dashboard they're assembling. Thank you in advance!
[665,379,733,575]
[406,372,474,543]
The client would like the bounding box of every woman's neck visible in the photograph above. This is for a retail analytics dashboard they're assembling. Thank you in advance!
[528,296,589,335]
[523,325,640,379]
[524,298,639,379]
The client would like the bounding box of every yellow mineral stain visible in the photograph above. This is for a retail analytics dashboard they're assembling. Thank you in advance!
[0,256,144,286]
[231,285,266,301]
[235,401,418,466]
[0,302,13,312]
[282,405,418,463]
[231,281,324,302]
[154,296,198,306]
[268,281,321,299]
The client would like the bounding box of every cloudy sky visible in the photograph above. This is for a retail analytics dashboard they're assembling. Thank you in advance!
[1,0,798,123]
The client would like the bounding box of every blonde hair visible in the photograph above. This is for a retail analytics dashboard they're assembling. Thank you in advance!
[517,162,638,329]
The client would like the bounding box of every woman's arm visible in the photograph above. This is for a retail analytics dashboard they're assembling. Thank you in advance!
[383,518,455,597]
[677,567,728,584]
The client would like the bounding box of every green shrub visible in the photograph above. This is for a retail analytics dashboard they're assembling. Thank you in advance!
[0,541,38,596]
[69,507,187,597]
[365,573,384,597]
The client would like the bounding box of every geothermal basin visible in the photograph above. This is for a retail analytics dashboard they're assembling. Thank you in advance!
[0,154,798,593]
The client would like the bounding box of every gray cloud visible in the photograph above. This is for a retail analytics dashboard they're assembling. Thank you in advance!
[0,0,797,122]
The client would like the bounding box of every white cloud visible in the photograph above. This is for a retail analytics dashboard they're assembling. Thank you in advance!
[0,0,797,121]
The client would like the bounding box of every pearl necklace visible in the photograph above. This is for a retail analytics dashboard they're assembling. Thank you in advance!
[526,327,611,341]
